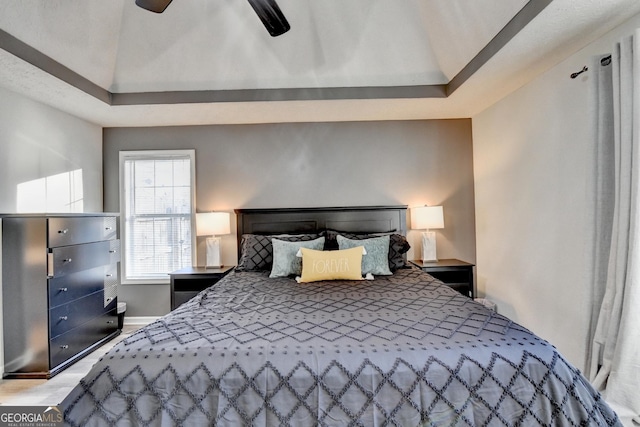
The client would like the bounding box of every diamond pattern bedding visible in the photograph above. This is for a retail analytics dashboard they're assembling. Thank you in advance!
[61,268,620,426]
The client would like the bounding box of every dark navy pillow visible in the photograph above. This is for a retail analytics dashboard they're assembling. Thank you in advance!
[236,233,321,271]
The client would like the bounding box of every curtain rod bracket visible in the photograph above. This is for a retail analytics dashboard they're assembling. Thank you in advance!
[570,66,588,79]
[571,55,612,79]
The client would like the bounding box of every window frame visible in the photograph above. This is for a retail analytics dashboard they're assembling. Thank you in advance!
[119,149,196,284]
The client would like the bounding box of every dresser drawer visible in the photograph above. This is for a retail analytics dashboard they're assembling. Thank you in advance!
[104,262,119,307]
[49,241,111,278]
[105,282,118,308]
[109,239,121,264]
[48,216,117,247]
[49,309,118,369]
[49,290,106,338]
[49,266,112,308]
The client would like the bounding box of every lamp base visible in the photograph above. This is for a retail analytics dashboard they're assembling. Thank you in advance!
[205,236,222,268]
[421,231,438,262]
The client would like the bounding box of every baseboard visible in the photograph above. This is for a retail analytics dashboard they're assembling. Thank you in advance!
[124,316,160,326]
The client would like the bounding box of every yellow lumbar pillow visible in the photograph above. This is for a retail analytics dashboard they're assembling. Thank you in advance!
[298,247,364,282]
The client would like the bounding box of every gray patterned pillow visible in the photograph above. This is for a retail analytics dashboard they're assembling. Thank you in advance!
[325,230,410,271]
[269,237,326,278]
[337,235,392,276]
[237,233,320,271]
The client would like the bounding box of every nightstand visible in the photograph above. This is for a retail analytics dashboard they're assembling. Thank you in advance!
[169,266,234,310]
[410,259,475,298]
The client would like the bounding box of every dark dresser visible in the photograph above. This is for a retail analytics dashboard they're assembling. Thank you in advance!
[1,214,120,378]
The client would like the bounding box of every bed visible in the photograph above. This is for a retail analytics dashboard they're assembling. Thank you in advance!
[61,206,620,426]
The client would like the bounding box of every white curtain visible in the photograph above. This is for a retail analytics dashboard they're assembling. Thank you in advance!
[589,30,640,424]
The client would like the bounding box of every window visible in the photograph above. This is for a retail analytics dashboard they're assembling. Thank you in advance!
[120,150,195,283]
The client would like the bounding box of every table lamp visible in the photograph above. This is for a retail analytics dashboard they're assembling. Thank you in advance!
[411,205,444,262]
[196,212,230,268]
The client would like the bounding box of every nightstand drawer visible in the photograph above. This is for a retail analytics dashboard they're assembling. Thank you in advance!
[169,266,234,310]
[173,277,220,293]
[174,291,200,308]
[426,270,469,285]
[411,259,475,298]
[444,283,472,296]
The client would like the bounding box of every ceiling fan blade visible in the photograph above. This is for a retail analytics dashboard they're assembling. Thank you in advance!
[135,0,173,13]
[246,0,290,37]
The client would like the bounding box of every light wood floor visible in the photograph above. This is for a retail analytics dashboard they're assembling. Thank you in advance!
[0,325,138,406]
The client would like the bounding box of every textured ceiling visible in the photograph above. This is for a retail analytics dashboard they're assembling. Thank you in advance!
[1,0,640,127]
[0,0,527,92]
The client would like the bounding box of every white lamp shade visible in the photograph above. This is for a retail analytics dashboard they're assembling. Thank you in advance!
[196,212,231,236]
[411,206,444,230]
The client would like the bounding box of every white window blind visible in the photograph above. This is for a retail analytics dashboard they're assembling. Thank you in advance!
[120,150,195,282]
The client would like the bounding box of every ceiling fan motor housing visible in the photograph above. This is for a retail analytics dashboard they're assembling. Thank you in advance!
[134,0,173,14]
[247,0,291,37]
[134,0,290,37]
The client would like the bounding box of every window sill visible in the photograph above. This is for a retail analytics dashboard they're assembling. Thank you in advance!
[121,277,170,285]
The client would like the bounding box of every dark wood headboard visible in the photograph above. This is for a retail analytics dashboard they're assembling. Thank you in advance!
[234,205,407,257]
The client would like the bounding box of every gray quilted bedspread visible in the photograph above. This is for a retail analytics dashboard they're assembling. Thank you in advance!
[61,268,620,426]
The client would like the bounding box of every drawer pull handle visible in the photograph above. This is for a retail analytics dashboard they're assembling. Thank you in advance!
[58,229,68,234]
[107,320,115,324]
[59,287,68,292]
[60,345,69,349]
[105,227,113,230]
[109,250,117,253]
[59,316,68,321]
[106,274,113,277]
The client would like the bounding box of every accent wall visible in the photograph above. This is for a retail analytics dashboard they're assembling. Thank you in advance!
[103,119,476,317]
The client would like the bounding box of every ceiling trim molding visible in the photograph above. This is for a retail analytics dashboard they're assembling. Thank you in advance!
[0,28,111,104]
[110,85,447,105]
[446,0,553,96]
[0,0,551,107]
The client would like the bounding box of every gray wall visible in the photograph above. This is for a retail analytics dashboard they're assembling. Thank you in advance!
[0,86,103,213]
[104,119,476,317]
[472,13,640,372]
